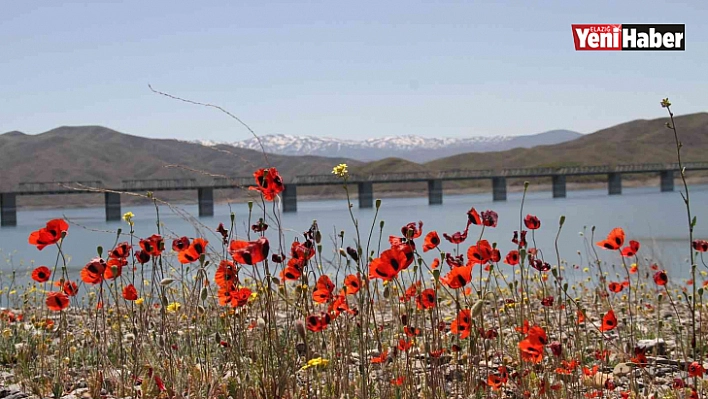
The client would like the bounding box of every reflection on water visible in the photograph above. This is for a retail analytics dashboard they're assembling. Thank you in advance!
[1,184,707,287]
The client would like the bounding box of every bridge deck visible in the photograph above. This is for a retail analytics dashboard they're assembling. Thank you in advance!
[8,162,708,194]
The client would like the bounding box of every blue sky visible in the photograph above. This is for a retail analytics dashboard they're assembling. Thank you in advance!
[1,0,706,141]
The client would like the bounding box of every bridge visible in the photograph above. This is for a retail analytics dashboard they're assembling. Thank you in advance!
[1,162,706,226]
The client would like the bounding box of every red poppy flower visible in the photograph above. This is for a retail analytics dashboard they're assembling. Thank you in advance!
[573,310,584,324]
[401,221,423,239]
[371,349,389,364]
[109,242,132,259]
[281,259,304,281]
[216,223,229,242]
[215,260,238,289]
[399,282,419,302]
[369,246,407,281]
[481,210,498,227]
[423,231,440,252]
[62,280,78,296]
[390,376,405,386]
[344,274,361,295]
[416,288,436,310]
[524,214,541,230]
[404,326,421,337]
[81,258,107,285]
[134,250,151,264]
[431,258,440,269]
[519,338,544,363]
[227,287,252,308]
[450,309,472,339]
[251,218,268,233]
[440,265,472,289]
[599,309,617,332]
[31,266,51,283]
[178,238,208,264]
[229,237,270,265]
[46,291,69,311]
[608,282,624,293]
[529,256,551,272]
[490,248,500,263]
[621,240,640,257]
[488,366,509,390]
[105,258,126,280]
[631,346,647,367]
[596,227,625,250]
[512,230,528,248]
[654,270,668,286]
[398,242,416,270]
[139,234,165,257]
[688,362,704,377]
[28,219,69,250]
[305,313,330,332]
[527,325,548,346]
[443,223,470,244]
[249,167,284,201]
[290,240,315,262]
[467,240,493,265]
[504,250,520,266]
[540,296,554,306]
[172,236,190,252]
[693,240,708,252]
[123,284,138,301]
[397,339,412,352]
[313,275,335,304]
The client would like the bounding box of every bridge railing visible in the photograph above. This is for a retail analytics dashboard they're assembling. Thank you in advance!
[212,176,254,187]
[17,180,105,193]
[122,178,198,191]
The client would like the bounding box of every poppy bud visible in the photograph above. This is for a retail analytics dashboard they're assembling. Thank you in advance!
[376,199,382,209]
[97,246,103,257]
[294,320,306,340]
[471,299,484,318]
[346,247,359,262]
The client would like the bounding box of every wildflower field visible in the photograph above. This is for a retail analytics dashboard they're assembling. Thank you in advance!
[1,100,707,399]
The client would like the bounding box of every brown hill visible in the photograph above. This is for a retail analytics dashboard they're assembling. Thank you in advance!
[427,112,708,170]
[0,126,360,207]
[0,126,359,190]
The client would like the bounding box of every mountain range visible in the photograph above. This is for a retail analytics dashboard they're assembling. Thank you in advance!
[2,112,707,207]
[197,130,583,162]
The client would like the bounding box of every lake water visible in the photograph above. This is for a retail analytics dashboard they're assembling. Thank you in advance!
[1,184,707,287]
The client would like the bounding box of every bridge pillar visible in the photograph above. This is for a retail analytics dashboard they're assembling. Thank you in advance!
[660,170,674,192]
[283,184,297,213]
[358,182,373,208]
[608,173,622,195]
[552,175,566,198]
[198,187,214,217]
[0,194,17,227]
[105,192,121,222]
[428,179,443,205]
[492,177,507,201]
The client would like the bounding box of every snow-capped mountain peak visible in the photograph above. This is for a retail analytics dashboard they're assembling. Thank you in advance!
[195,131,581,162]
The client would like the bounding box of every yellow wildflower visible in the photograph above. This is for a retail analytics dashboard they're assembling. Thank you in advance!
[166,302,181,313]
[123,211,134,226]
[135,297,144,305]
[301,357,329,371]
[331,163,348,178]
